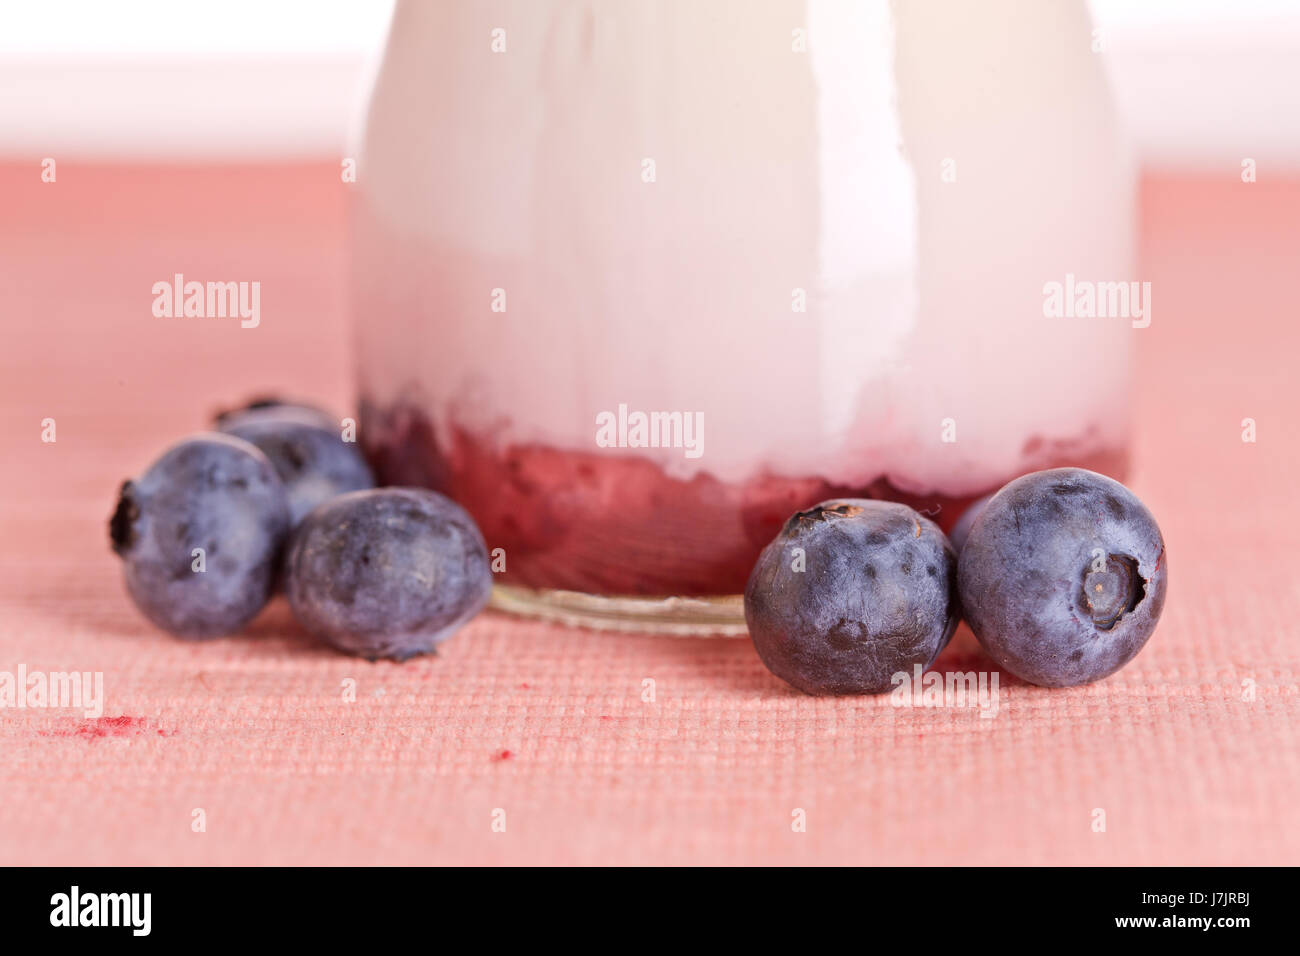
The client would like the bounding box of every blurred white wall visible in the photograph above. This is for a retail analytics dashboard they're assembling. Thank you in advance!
[0,0,394,160]
[1091,0,1300,169]
[1,0,1299,168]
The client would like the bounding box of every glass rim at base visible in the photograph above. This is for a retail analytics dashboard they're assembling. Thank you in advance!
[488,584,749,637]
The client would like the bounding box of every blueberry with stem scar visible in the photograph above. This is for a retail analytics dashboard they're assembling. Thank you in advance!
[109,434,290,638]
[957,468,1167,687]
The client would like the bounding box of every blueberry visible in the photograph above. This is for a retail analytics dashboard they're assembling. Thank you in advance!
[744,499,959,695]
[949,492,994,554]
[214,397,336,431]
[284,488,492,660]
[957,467,1167,687]
[217,404,374,525]
[109,434,290,638]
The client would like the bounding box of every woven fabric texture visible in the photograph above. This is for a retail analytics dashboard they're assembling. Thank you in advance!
[0,166,1295,865]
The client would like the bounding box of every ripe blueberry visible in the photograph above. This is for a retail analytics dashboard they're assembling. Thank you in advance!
[284,488,492,660]
[744,499,959,695]
[214,397,336,432]
[109,434,290,637]
[957,468,1167,687]
[217,402,374,525]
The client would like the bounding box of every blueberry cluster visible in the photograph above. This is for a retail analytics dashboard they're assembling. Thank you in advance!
[109,400,492,659]
[745,468,1167,694]
[112,410,1165,687]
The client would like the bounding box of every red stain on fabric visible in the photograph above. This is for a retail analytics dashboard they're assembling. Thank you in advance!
[39,716,172,739]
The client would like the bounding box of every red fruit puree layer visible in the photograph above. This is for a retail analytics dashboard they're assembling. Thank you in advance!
[361,402,1126,596]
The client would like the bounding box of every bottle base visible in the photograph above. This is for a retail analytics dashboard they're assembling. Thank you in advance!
[489,584,748,637]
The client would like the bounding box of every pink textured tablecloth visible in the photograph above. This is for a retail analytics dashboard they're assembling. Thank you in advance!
[0,164,1296,865]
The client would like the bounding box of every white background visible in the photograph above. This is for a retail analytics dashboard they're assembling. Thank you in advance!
[1,0,1298,168]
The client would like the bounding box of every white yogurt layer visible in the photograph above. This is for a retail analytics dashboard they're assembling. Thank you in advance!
[353,0,1134,495]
